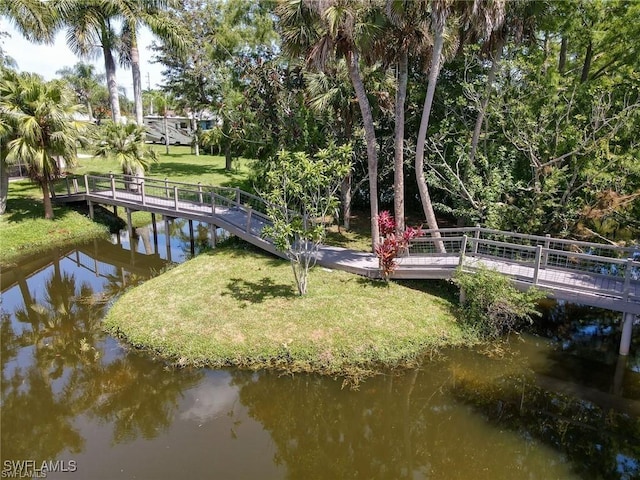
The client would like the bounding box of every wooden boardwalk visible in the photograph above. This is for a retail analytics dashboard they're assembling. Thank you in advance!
[53,174,640,316]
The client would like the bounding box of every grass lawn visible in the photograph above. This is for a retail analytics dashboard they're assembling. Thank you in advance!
[0,180,108,267]
[104,245,475,381]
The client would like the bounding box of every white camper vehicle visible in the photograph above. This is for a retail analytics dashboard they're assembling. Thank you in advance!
[143,115,193,145]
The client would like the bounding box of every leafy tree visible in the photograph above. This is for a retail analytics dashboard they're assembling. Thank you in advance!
[0,70,91,219]
[0,0,57,42]
[261,144,352,295]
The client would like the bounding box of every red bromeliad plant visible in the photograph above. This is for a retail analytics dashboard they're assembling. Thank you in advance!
[374,211,421,279]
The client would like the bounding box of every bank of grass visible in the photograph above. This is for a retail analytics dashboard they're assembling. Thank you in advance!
[104,245,476,381]
[1,180,108,267]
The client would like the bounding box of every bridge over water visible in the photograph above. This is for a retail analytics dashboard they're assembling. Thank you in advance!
[53,173,640,354]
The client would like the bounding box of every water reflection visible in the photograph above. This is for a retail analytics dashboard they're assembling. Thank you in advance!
[0,221,638,479]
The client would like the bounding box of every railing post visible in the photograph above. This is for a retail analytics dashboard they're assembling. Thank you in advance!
[84,174,90,194]
[110,175,116,198]
[623,258,633,301]
[211,195,216,215]
[165,178,170,198]
[198,182,203,204]
[236,188,241,206]
[72,177,79,193]
[473,225,480,254]
[246,208,253,233]
[174,186,179,211]
[533,245,543,284]
[65,177,71,196]
[458,235,468,267]
[543,234,551,267]
[141,179,146,206]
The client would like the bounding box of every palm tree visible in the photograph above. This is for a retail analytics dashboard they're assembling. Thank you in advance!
[56,62,106,122]
[53,0,123,123]
[94,122,157,182]
[1,0,58,42]
[278,0,385,250]
[115,0,187,126]
[0,70,90,219]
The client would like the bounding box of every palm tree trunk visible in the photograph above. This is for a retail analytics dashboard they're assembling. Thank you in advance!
[415,29,444,252]
[102,41,121,124]
[0,157,8,215]
[346,50,379,250]
[469,37,504,166]
[393,51,408,233]
[130,35,144,126]
[41,178,54,219]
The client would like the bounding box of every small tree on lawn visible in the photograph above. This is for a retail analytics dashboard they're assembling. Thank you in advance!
[261,143,352,295]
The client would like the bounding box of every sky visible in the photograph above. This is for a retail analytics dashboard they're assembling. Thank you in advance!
[0,19,165,99]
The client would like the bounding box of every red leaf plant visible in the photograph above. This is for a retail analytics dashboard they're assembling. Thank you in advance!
[374,211,421,279]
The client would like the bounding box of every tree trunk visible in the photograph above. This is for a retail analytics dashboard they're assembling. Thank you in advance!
[130,33,144,126]
[41,178,54,219]
[192,117,199,156]
[580,39,593,83]
[0,157,8,215]
[469,37,504,166]
[223,118,232,171]
[341,107,354,229]
[559,36,567,74]
[164,112,169,154]
[86,101,94,123]
[102,37,121,124]
[415,29,444,252]
[346,49,379,250]
[393,51,408,233]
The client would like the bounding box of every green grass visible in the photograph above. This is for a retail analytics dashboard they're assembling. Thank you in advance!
[73,145,254,191]
[104,245,476,381]
[0,180,108,267]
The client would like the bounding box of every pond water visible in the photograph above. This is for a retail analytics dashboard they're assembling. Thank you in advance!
[1,220,639,479]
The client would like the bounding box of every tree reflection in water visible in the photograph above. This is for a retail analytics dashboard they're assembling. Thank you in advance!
[1,253,202,463]
[230,364,583,480]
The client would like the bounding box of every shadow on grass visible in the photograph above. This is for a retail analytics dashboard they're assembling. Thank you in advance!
[356,277,390,289]
[4,196,79,224]
[223,277,296,305]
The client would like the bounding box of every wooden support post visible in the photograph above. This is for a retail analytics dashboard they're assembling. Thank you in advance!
[198,182,203,203]
[189,219,195,256]
[126,208,133,242]
[458,235,468,267]
[66,177,71,196]
[165,178,170,198]
[165,218,172,263]
[619,312,634,356]
[211,195,216,215]
[210,224,217,248]
[88,200,94,220]
[236,188,241,206]
[459,288,466,306]
[174,186,179,211]
[533,245,543,284]
[141,179,146,205]
[72,177,79,194]
[113,205,118,217]
[151,213,158,252]
[84,174,90,194]
[111,175,116,198]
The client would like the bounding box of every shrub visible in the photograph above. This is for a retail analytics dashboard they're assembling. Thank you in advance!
[453,265,545,339]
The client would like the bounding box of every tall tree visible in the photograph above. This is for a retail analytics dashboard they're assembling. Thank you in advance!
[54,0,123,123]
[278,0,384,250]
[0,0,57,42]
[116,0,187,126]
[0,71,90,219]
[56,62,106,122]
